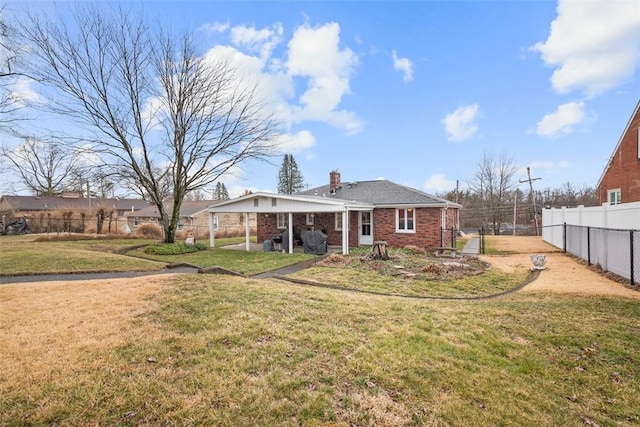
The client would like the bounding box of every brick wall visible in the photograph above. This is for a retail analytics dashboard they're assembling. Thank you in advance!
[598,109,640,204]
[256,207,458,250]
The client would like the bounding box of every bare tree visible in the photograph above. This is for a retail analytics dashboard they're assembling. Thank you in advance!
[467,151,519,234]
[0,5,26,128]
[18,6,279,242]
[0,136,81,196]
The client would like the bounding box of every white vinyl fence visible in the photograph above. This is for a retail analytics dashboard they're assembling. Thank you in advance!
[542,202,640,286]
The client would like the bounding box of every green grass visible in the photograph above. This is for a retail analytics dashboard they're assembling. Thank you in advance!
[132,246,314,276]
[0,236,164,275]
[4,275,638,426]
[0,235,313,277]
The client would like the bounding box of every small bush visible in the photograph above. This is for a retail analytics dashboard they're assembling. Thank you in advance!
[144,242,207,255]
[135,223,163,239]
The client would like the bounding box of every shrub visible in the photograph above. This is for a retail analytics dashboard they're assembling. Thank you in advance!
[144,242,207,255]
[135,223,163,239]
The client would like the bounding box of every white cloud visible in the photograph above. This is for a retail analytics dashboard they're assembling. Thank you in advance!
[532,0,640,97]
[392,50,414,82]
[199,21,230,35]
[423,174,457,193]
[230,23,283,60]
[273,130,316,154]
[8,77,42,107]
[442,104,479,141]
[536,101,585,137]
[286,22,362,134]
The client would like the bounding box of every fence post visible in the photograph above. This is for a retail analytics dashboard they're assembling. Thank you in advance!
[587,227,591,266]
[563,222,567,253]
[630,230,635,287]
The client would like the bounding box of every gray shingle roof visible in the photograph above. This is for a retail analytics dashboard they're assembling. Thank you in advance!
[297,179,459,207]
[0,195,151,212]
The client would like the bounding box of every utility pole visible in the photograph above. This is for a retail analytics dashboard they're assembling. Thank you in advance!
[520,167,541,236]
[455,179,459,204]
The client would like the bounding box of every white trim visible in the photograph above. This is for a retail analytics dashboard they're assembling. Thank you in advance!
[396,207,416,233]
[335,212,343,231]
[597,100,640,189]
[608,188,622,205]
[276,213,287,229]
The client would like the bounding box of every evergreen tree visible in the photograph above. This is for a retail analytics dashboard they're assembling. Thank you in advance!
[277,154,304,194]
[213,182,229,200]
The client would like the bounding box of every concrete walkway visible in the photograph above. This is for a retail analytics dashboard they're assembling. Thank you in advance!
[460,237,480,256]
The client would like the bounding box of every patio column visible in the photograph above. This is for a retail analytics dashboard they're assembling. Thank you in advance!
[342,207,349,255]
[288,212,294,253]
[209,212,216,248]
[245,212,251,251]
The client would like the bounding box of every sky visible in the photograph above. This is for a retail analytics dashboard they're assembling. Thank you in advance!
[1,0,639,199]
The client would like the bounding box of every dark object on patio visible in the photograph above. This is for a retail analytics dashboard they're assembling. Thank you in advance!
[263,239,274,252]
[279,228,302,252]
[301,229,328,255]
[4,218,31,235]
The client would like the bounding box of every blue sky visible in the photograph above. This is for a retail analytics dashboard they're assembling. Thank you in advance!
[2,0,640,198]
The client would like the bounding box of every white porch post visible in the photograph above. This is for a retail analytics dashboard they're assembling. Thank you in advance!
[209,212,216,248]
[342,207,349,255]
[288,212,294,253]
[245,212,251,251]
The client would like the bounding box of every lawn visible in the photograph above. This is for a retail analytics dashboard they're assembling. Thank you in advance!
[0,235,313,277]
[1,275,638,426]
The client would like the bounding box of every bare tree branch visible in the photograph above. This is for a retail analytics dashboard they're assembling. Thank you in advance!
[17,5,280,242]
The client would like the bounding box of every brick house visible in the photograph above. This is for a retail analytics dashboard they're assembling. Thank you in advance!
[597,100,640,205]
[208,171,461,254]
[127,200,256,238]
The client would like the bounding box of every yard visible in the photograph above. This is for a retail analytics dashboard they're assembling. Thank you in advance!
[1,236,639,426]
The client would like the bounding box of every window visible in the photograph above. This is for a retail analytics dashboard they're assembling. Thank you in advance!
[608,189,621,205]
[177,220,184,230]
[212,216,219,231]
[133,217,139,227]
[271,198,277,207]
[254,199,259,207]
[277,213,288,229]
[396,208,415,232]
[335,212,343,231]
[306,213,314,225]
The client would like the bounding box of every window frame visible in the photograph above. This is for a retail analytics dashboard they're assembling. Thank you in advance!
[212,216,219,231]
[276,213,288,229]
[334,212,343,231]
[396,207,416,233]
[608,189,622,205]
[306,213,314,226]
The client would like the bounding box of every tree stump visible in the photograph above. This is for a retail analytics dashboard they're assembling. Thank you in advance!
[370,241,390,260]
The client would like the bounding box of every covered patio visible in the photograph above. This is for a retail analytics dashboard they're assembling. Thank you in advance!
[208,192,373,255]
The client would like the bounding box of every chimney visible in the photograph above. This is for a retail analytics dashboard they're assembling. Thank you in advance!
[329,170,341,193]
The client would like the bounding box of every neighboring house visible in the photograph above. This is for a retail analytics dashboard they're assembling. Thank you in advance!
[597,100,640,205]
[208,170,461,254]
[127,200,256,237]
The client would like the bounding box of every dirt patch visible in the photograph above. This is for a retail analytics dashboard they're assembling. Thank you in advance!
[482,236,640,300]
